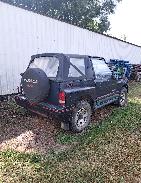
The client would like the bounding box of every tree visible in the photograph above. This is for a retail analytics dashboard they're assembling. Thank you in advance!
[2,0,121,33]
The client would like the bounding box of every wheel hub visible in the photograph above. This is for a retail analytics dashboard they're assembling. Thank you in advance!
[120,92,126,105]
[76,108,88,128]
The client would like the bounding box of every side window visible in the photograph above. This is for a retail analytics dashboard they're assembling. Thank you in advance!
[91,59,112,79]
[68,58,85,77]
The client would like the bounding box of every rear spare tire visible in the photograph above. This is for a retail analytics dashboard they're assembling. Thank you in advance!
[21,68,49,102]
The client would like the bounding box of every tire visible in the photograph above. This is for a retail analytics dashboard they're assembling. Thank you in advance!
[70,100,92,133]
[21,68,50,102]
[117,88,128,107]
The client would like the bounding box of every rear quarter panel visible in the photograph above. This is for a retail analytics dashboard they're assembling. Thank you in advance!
[64,87,96,107]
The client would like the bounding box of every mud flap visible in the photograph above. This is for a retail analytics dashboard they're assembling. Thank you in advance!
[61,122,70,131]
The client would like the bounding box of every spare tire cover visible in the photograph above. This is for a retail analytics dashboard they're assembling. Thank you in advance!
[21,68,49,102]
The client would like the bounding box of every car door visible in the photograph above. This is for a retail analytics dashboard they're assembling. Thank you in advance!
[91,58,115,100]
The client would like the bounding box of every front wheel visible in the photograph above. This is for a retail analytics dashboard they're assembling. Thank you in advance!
[117,88,128,107]
[70,100,92,133]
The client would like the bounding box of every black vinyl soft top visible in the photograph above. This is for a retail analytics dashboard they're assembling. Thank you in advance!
[31,53,105,61]
[28,53,105,80]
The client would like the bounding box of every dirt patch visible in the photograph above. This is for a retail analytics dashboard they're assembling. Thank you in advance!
[0,99,114,154]
[0,99,67,154]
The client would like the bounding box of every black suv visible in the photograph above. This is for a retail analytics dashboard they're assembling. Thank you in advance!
[15,53,128,132]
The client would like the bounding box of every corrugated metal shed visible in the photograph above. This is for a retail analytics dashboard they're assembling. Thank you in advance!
[0,1,141,95]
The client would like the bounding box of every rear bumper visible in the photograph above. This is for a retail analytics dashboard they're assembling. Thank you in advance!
[15,95,70,117]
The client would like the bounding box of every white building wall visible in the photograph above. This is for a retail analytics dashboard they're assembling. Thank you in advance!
[0,1,141,95]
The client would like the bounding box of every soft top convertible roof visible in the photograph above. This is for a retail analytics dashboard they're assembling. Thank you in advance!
[31,53,105,61]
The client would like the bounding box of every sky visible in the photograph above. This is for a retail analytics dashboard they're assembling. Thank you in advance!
[109,0,141,46]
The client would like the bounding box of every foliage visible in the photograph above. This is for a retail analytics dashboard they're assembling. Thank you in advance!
[2,0,121,33]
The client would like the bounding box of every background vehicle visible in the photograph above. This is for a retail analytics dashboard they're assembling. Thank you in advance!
[15,53,128,132]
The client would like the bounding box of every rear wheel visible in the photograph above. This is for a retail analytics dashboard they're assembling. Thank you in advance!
[70,100,92,133]
[117,88,128,107]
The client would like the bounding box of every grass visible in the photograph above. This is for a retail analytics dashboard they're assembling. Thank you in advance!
[1,81,141,183]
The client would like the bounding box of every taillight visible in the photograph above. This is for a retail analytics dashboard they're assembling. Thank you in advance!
[59,91,65,105]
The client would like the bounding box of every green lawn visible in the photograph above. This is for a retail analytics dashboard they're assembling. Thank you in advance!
[1,82,141,183]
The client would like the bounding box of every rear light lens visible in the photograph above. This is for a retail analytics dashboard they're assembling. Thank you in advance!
[59,91,65,105]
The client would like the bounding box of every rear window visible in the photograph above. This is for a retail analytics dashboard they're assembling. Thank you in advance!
[29,57,59,77]
[68,58,85,77]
